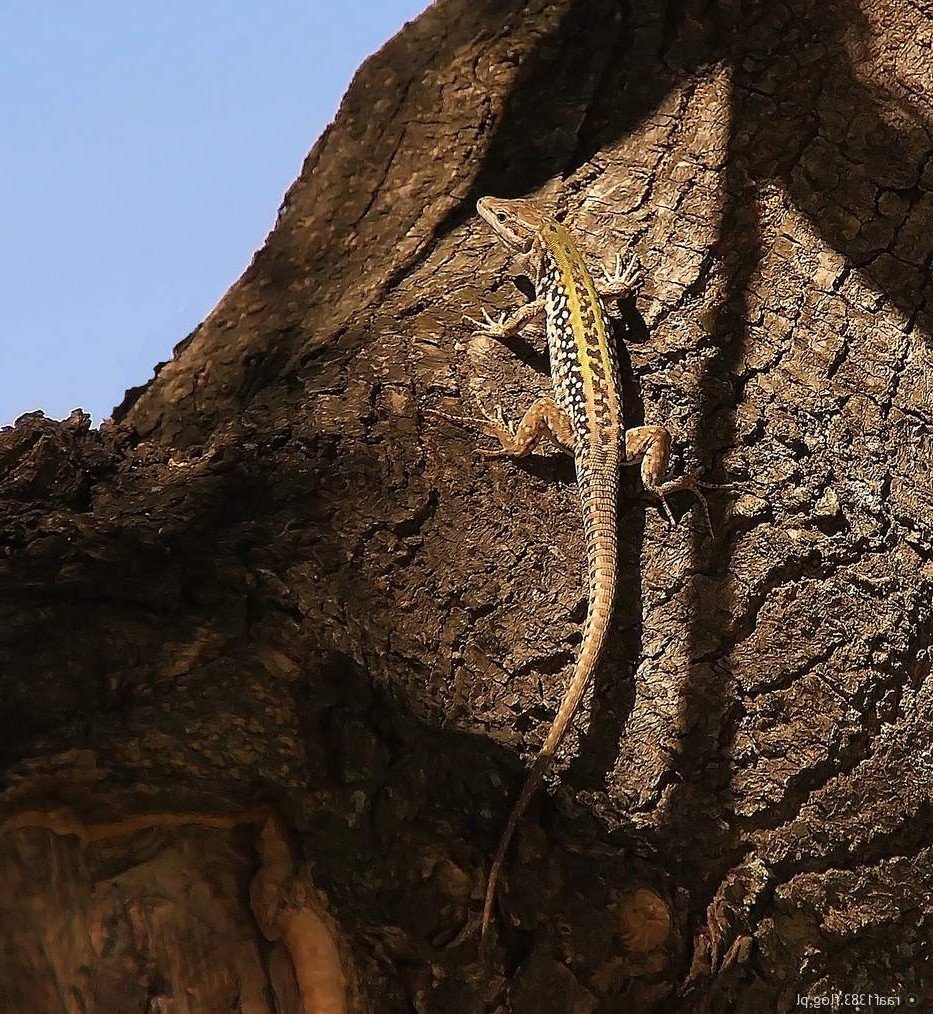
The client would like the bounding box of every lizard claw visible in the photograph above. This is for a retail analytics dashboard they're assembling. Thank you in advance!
[651,472,734,538]
[657,493,678,528]
[464,308,509,339]
[426,400,512,458]
[424,406,474,430]
[477,398,511,433]
[601,253,642,298]
[694,479,735,491]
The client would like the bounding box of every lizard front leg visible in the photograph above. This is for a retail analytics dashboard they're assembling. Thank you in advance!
[599,253,642,302]
[430,396,573,457]
[625,425,723,535]
[466,236,548,341]
[465,294,545,342]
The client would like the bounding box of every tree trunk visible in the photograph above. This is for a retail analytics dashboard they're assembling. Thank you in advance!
[2,1,932,1011]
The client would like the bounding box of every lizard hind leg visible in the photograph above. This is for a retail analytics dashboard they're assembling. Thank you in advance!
[427,397,572,458]
[476,396,574,458]
[625,424,717,535]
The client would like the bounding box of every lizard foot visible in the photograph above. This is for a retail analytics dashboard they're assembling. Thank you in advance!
[464,307,510,340]
[425,401,513,455]
[600,252,642,300]
[655,474,733,538]
[474,400,515,457]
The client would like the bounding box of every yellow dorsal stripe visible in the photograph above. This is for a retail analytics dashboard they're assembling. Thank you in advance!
[546,223,617,442]
[577,252,619,438]
[547,227,596,437]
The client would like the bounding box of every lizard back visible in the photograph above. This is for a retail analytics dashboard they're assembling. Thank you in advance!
[539,221,623,457]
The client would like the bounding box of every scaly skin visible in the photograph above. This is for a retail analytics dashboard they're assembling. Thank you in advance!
[432,196,717,948]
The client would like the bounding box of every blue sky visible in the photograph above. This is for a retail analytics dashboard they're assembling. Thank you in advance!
[1,1,427,425]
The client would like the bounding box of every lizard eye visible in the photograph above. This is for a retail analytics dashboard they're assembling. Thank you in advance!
[496,211,507,222]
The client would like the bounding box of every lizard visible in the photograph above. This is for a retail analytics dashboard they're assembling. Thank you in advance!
[431,196,719,948]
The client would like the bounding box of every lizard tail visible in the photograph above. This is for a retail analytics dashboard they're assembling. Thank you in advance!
[481,454,619,948]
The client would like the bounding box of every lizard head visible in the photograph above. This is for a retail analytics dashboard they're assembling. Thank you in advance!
[476,197,545,253]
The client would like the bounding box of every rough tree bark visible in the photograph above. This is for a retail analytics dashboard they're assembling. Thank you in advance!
[2,1,932,1011]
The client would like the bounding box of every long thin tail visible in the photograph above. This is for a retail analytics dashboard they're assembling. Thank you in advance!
[481,457,618,946]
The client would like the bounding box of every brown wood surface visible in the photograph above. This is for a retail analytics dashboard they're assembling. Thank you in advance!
[1,1,932,1010]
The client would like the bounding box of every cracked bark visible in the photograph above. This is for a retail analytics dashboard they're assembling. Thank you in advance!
[2,1,932,1011]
